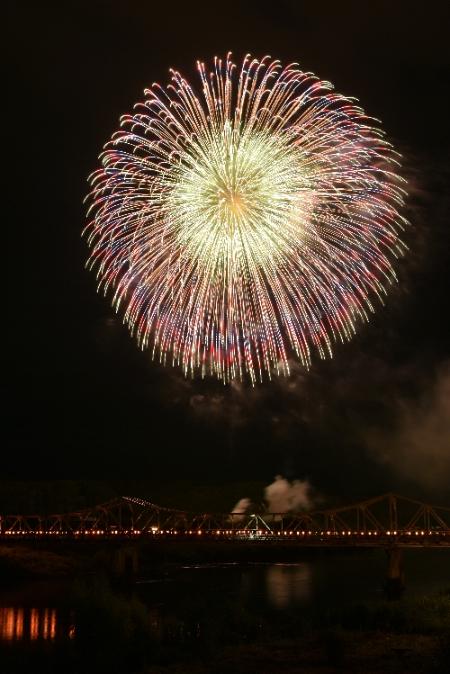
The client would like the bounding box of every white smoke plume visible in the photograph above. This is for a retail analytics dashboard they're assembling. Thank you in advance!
[367,362,450,490]
[230,478,314,519]
[264,475,313,512]
[229,497,251,523]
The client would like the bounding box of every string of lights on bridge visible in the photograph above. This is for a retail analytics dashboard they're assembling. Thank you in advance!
[1,528,447,540]
[1,493,449,545]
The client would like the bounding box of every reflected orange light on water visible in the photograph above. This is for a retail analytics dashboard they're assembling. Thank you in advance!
[30,608,39,640]
[266,564,312,608]
[15,609,23,639]
[2,607,15,639]
[0,607,57,640]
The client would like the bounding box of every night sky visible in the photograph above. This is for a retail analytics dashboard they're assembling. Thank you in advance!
[9,1,450,506]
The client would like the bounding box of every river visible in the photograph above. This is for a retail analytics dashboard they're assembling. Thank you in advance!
[0,548,448,645]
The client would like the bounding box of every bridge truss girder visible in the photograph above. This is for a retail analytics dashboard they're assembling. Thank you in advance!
[0,493,449,541]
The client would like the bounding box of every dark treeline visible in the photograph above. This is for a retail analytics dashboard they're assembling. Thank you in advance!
[0,480,266,515]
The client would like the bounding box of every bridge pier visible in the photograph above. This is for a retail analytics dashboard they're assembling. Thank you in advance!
[385,547,404,599]
[112,545,139,579]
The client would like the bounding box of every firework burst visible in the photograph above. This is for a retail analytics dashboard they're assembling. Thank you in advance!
[85,53,407,383]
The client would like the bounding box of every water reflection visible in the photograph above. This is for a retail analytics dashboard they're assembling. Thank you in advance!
[0,607,57,640]
[266,564,312,608]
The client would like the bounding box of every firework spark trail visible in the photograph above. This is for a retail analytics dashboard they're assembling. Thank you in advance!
[84,53,408,384]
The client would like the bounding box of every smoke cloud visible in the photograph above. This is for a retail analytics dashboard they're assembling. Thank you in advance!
[231,477,314,517]
[230,497,251,521]
[366,362,450,489]
[264,475,313,512]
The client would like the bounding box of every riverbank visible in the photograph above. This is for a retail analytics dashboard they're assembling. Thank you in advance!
[144,631,449,674]
[0,540,403,580]
[0,541,378,582]
[0,581,449,673]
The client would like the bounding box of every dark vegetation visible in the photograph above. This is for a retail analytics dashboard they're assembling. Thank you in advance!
[0,480,266,514]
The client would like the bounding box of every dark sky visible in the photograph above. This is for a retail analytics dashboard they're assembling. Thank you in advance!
[8,1,450,504]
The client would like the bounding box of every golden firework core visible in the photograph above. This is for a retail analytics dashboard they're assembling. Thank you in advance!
[171,125,312,268]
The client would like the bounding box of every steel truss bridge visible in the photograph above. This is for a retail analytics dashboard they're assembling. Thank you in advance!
[1,493,449,547]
